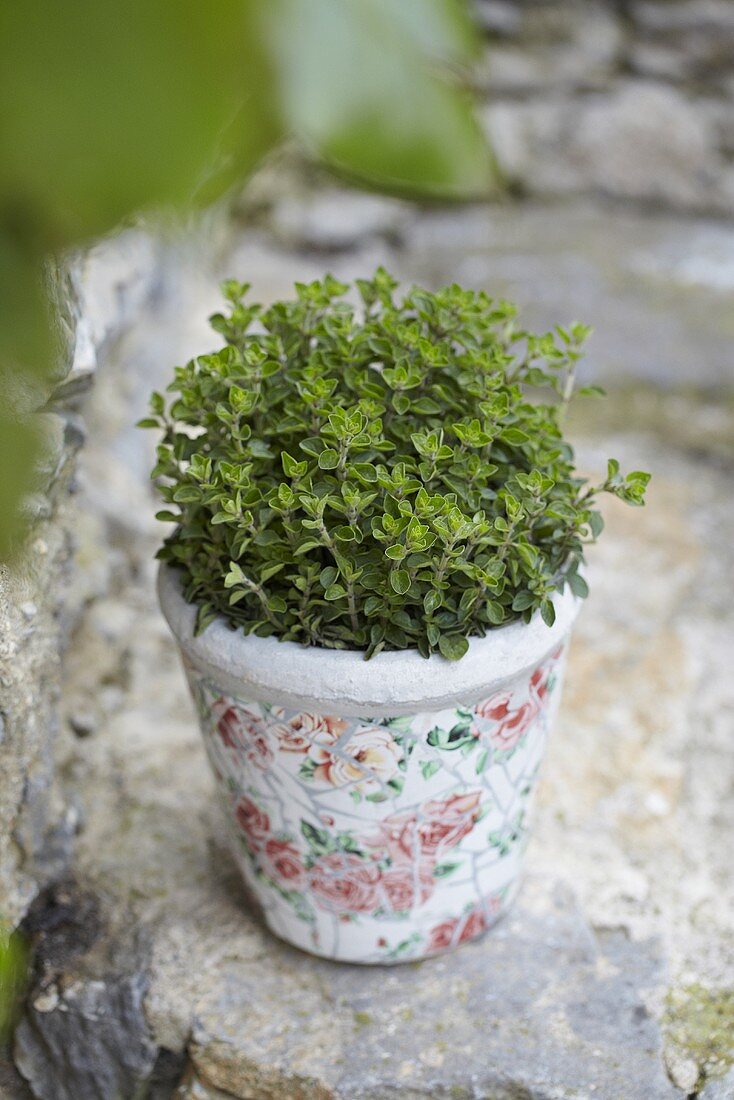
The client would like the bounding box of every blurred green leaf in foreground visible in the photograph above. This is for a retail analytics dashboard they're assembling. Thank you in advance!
[0,0,493,559]
[0,927,27,1042]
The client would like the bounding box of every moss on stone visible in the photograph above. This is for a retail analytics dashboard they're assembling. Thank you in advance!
[664,983,734,1086]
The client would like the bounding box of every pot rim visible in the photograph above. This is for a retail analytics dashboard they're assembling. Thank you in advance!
[158,562,582,716]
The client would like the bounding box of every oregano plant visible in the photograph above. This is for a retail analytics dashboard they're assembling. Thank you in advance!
[141,270,649,660]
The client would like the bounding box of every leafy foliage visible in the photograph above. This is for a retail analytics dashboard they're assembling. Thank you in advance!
[142,270,649,659]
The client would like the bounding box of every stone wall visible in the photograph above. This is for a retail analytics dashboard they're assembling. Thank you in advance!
[0,236,167,929]
[475,0,734,215]
[0,265,88,930]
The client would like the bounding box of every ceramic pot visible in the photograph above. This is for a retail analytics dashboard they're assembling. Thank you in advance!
[158,563,581,964]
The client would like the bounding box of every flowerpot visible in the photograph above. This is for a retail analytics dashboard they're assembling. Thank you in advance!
[158,564,581,964]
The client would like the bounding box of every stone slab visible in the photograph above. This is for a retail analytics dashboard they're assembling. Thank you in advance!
[184,876,675,1100]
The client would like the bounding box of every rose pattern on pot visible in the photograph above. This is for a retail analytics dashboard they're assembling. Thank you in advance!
[184,643,566,963]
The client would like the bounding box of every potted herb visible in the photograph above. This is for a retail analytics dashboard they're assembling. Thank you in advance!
[143,270,648,963]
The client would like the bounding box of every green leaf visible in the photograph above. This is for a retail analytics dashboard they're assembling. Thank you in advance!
[0,0,280,241]
[433,860,461,878]
[423,589,442,615]
[281,451,301,477]
[500,428,529,446]
[438,635,469,661]
[588,511,605,538]
[577,384,606,397]
[320,566,338,588]
[371,0,478,65]
[485,600,505,625]
[475,748,489,774]
[512,592,535,612]
[262,0,495,199]
[0,414,44,559]
[224,563,245,588]
[0,927,27,1040]
[352,462,378,483]
[300,820,332,855]
[172,485,202,503]
[318,448,339,470]
[390,569,411,595]
[420,759,441,780]
[540,599,556,628]
[324,583,347,601]
[567,572,589,598]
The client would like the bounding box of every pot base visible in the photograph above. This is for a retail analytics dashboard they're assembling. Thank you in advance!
[222,801,526,964]
[249,869,522,965]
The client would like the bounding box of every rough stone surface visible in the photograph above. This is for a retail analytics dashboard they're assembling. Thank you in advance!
[247,194,734,391]
[0,271,84,930]
[0,235,168,935]
[13,883,159,1100]
[568,83,723,210]
[473,0,734,215]
[701,1069,734,1099]
[0,1062,33,1100]
[265,188,412,254]
[22,387,734,1097]
[183,879,675,1100]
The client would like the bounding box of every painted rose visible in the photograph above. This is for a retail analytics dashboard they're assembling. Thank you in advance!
[426,917,456,952]
[260,838,306,888]
[308,851,381,914]
[420,791,482,854]
[212,701,244,749]
[427,894,500,953]
[457,905,488,944]
[310,724,403,790]
[529,666,548,702]
[246,732,274,771]
[213,698,273,768]
[378,863,435,913]
[374,790,482,864]
[529,649,561,703]
[235,796,270,849]
[270,711,348,754]
[474,690,539,753]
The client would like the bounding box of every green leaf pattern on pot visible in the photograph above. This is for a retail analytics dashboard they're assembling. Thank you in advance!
[184,643,565,962]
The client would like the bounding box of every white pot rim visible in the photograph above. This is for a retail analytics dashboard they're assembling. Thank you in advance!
[158,562,582,716]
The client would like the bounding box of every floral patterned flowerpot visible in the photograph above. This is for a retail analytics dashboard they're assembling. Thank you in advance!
[158,564,581,964]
